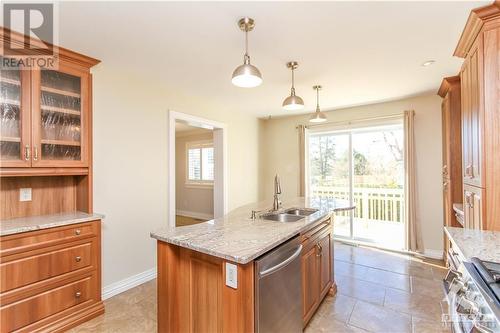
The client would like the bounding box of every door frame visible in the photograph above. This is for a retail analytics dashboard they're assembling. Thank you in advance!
[168,110,228,227]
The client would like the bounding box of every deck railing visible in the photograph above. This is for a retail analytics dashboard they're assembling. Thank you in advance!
[311,186,405,223]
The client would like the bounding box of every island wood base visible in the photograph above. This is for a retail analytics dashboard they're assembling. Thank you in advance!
[156,216,336,332]
[157,241,255,333]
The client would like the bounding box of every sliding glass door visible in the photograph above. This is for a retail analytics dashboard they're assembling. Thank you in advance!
[308,123,406,250]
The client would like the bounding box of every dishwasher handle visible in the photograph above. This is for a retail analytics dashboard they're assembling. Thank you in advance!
[259,244,303,278]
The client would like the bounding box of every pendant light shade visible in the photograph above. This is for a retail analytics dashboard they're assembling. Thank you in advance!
[309,85,327,123]
[232,17,262,88]
[283,61,304,110]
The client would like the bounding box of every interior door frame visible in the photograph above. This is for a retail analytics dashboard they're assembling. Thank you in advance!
[168,110,228,227]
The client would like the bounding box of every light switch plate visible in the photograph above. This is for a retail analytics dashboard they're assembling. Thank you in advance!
[225,262,238,289]
[19,188,32,202]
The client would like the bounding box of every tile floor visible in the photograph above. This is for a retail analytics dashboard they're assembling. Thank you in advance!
[70,242,450,333]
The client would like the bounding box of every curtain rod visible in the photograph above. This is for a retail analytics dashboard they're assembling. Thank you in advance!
[295,112,406,129]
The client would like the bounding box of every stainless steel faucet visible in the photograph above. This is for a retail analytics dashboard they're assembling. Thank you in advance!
[273,174,282,211]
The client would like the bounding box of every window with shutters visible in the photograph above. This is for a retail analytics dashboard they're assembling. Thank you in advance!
[186,141,214,186]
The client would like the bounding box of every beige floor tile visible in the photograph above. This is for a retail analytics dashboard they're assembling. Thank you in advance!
[349,300,412,333]
[412,316,451,333]
[313,294,358,323]
[306,313,368,333]
[362,267,411,292]
[411,276,445,299]
[384,288,444,321]
[336,274,386,305]
[335,260,368,279]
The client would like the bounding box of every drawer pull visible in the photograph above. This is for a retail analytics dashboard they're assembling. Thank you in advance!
[75,291,82,298]
[75,256,82,262]
[75,229,81,235]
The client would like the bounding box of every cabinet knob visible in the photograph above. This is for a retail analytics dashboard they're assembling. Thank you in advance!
[75,291,82,298]
[75,229,81,235]
[75,256,82,262]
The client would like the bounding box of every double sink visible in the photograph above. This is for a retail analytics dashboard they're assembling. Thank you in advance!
[261,208,319,222]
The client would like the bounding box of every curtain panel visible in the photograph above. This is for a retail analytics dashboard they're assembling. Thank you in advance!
[404,110,423,253]
[298,125,308,197]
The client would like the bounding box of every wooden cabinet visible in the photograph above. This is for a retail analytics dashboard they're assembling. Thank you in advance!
[460,41,483,187]
[0,58,31,167]
[0,28,99,174]
[301,245,319,322]
[31,65,90,167]
[301,217,334,327]
[453,3,500,231]
[0,221,103,333]
[438,76,462,231]
[1,28,103,332]
[463,184,485,230]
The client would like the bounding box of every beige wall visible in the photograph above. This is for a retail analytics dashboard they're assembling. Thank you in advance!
[175,131,214,218]
[259,94,444,255]
[92,64,260,289]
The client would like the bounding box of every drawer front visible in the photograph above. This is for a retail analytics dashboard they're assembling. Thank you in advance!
[1,276,91,332]
[1,242,93,293]
[301,217,331,244]
[1,222,98,257]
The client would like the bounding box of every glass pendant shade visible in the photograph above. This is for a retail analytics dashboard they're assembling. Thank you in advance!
[232,17,262,88]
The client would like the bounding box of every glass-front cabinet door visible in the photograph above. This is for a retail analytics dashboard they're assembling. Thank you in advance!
[0,57,31,167]
[31,64,89,167]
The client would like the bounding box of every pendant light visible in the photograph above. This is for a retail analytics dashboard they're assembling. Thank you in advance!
[231,17,263,88]
[309,85,327,123]
[282,61,304,110]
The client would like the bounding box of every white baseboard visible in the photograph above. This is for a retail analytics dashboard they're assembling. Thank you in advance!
[422,249,444,260]
[176,210,213,221]
[101,267,157,300]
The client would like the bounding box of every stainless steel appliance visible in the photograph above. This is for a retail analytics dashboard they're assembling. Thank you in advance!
[255,235,302,333]
[443,257,500,333]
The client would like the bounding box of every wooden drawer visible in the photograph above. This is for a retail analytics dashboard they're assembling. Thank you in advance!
[1,242,93,293]
[300,217,331,245]
[1,222,98,257]
[1,275,92,333]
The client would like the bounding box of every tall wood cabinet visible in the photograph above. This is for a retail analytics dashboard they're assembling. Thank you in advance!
[453,2,500,231]
[438,76,463,230]
[1,28,103,332]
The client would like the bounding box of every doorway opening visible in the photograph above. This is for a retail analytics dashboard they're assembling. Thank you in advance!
[168,111,227,227]
[307,121,406,251]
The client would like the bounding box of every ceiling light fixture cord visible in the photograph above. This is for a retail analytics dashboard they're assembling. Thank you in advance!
[291,67,296,96]
[316,87,320,112]
[244,29,250,64]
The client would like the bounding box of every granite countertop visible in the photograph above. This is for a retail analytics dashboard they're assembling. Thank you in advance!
[445,226,500,262]
[1,211,105,236]
[151,197,355,264]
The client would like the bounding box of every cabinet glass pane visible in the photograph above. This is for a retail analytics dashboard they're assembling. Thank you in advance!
[40,70,82,160]
[0,57,22,160]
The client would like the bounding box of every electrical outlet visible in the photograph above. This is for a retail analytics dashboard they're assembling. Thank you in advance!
[225,263,238,289]
[19,188,32,202]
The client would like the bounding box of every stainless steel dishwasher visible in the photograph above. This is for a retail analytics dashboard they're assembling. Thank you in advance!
[255,235,303,333]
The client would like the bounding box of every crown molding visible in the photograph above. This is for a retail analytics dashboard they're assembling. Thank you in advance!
[454,1,500,58]
[0,27,100,68]
[437,76,460,98]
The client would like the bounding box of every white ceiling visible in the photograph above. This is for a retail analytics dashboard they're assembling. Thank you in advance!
[57,1,487,117]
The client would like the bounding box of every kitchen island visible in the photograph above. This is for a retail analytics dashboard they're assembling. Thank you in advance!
[150,197,354,333]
